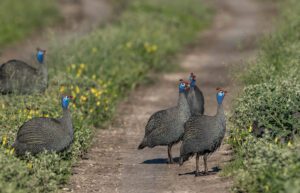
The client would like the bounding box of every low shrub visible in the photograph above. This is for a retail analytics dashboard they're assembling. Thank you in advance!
[226,0,300,192]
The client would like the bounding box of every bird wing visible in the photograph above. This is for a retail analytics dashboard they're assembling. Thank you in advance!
[144,107,176,136]
[183,115,216,142]
[16,118,62,145]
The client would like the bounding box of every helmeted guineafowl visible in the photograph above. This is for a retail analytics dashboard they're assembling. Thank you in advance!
[179,88,227,176]
[12,96,74,156]
[0,48,48,94]
[138,80,191,164]
[187,72,204,115]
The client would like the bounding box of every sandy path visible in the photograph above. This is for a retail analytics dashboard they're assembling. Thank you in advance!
[66,0,276,192]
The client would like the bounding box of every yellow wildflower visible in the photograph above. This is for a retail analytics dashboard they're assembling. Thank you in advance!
[75,86,80,94]
[9,148,14,155]
[96,101,101,106]
[274,137,278,143]
[71,64,76,69]
[45,114,49,118]
[27,115,32,119]
[80,95,87,103]
[89,109,94,113]
[76,69,82,77]
[27,162,33,169]
[288,141,292,147]
[90,88,97,94]
[79,63,86,69]
[151,45,157,52]
[72,104,76,109]
[71,91,76,99]
[92,74,96,80]
[92,47,98,53]
[60,86,65,93]
[95,91,102,98]
[2,135,7,145]
[104,106,109,111]
[248,125,253,132]
[29,110,34,115]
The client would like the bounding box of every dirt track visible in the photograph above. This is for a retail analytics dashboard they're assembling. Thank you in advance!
[66,0,276,192]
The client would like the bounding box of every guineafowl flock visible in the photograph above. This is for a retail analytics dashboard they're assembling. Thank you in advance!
[1,48,227,178]
[1,49,74,156]
[138,73,227,176]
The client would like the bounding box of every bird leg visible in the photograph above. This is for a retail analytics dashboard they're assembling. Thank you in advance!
[167,144,174,164]
[203,154,209,175]
[195,153,200,176]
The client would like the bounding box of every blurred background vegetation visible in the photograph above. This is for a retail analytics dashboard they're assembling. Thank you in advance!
[0,0,60,46]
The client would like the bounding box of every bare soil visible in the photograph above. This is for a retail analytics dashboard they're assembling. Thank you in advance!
[65,0,276,192]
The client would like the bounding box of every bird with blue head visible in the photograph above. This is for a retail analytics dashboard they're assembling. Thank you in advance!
[216,87,226,105]
[138,79,191,164]
[36,48,46,64]
[0,48,48,94]
[62,95,72,109]
[179,87,227,176]
[13,95,74,156]
[179,79,188,93]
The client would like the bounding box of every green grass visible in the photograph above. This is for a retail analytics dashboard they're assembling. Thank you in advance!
[225,0,300,192]
[0,0,212,192]
[0,0,60,47]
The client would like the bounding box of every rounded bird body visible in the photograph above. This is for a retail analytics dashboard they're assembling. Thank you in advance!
[0,48,47,94]
[180,88,227,176]
[13,96,73,156]
[138,80,191,163]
